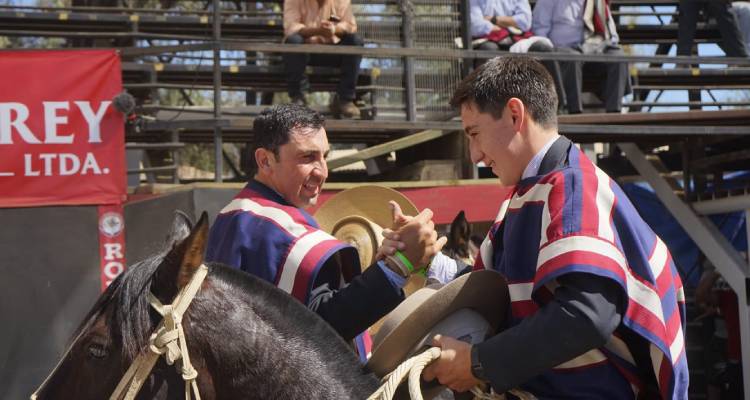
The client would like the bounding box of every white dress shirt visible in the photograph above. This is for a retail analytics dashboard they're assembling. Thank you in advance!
[521,134,560,179]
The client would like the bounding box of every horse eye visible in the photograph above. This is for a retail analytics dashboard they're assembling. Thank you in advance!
[87,342,109,360]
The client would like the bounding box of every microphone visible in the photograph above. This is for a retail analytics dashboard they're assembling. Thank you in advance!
[112,91,136,115]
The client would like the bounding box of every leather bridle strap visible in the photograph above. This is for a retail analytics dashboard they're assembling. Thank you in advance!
[110,263,209,400]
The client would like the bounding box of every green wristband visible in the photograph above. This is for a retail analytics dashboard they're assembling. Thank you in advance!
[394,251,416,274]
[395,250,427,276]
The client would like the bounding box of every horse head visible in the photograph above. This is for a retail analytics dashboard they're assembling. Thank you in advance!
[31,211,208,399]
[32,211,378,399]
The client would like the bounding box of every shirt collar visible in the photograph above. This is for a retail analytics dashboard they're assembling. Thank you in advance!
[247,179,320,228]
[248,178,290,206]
[521,134,560,179]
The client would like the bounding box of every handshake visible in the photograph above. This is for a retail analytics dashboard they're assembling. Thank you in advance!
[376,201,447,278]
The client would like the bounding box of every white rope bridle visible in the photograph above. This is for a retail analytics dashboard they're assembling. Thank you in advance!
[367,347,536,400]
[109,263,209,400]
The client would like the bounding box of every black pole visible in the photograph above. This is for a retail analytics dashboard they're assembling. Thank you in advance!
[460,0,472,77]
[213,0,223,182]
[400,0,417,122]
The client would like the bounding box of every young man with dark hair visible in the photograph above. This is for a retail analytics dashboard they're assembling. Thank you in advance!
[206,104,445,349]
[420,56,689,399]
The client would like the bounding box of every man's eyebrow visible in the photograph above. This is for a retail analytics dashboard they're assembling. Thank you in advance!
[297,149,329,157]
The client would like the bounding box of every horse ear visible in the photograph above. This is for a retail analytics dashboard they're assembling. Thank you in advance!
[153,212,209,298]
[167,210,194,248]
[449,210,469,241]
[175,211,209,289]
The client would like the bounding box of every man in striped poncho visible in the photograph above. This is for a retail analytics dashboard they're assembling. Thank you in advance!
[421,56,689,399]
[205,104,444,359]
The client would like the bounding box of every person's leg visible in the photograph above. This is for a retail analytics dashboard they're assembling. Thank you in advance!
[282,33,310,101]
[732,2,750,54]
[528,41,567,111]
[600,47,628,113]
[708,1,749,57]
[677,0,702,56]
[336,33,364,102]
[306,34,363,118]
[557,47,583,114]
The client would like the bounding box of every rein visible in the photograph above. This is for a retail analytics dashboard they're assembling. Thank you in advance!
[367,347,536,400]
[109,263,209,400]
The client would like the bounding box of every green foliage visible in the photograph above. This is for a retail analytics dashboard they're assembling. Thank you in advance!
[180,144,215,172]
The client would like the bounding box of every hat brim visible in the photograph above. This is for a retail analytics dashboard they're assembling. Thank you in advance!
[314,185,420,233]
[366,269,509,377]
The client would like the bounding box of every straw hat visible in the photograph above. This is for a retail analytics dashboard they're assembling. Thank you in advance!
[366,269,509,378]
[314,185,419,270]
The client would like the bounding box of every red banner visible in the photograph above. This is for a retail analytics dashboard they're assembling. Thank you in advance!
[0,49,125,207]
[98,204,126,291]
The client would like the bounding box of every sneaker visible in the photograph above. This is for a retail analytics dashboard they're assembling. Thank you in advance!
[330,96,361,119]
[290,94,307,107]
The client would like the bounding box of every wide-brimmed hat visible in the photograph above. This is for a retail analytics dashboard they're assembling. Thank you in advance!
[366,269,509,378]
[314,185,420,269]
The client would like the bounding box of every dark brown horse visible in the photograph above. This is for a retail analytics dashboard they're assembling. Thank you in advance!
[32,212,379,399]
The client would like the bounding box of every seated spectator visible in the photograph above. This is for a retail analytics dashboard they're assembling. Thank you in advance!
[469,0,533,52]
[677,0,748,59]
[731,2,750,54]
[533,0,629,114]
[470,0,566,109]
[283,0,363,119]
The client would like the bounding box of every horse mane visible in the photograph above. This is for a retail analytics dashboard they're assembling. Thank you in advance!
[113,252,167,360]
[65,248,170,363]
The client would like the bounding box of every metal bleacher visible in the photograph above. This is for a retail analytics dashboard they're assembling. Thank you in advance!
[0,1,732,44]
[2,2,750,397]
[2,0,750,115]
[3,1,748,171]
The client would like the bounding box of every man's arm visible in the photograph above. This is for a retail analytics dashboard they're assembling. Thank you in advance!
[477,273,624,392]
[334,0,357,36]
[311,259,405,341]
[283,0,305,37]
[470,0,497,37]
[505,0,532,31]
[283,0,332,40]
[314,206,447,341]
[424,272,624,393]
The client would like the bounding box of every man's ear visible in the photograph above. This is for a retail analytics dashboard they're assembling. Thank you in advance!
[506,97,525,131]
[255,148,272,171]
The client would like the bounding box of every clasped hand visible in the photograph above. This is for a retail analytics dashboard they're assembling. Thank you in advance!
[319,21,336,39]
[376,201,447,273]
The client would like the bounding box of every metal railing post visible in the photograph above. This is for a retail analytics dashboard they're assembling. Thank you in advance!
[213,0,223,182]
[459,0,472,77]
[400,0,416,122]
